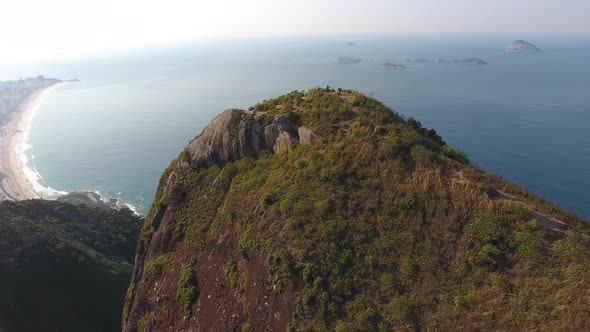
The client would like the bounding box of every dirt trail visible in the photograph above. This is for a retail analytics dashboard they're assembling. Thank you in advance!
[494,189,569,232]
[452,170,570,232]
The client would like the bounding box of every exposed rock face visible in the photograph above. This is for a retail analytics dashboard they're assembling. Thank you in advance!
[505,40,542,53]
[187,109,316,168]
[264,124,280,148]
[187,109,271,168]
[276,115,292,131]
[187,109,242,168]
[274,131,293,154]
[298,126,323,146]
[239,119,262,157]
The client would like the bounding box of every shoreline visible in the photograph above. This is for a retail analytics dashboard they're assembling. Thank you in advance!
[0,82,66,201]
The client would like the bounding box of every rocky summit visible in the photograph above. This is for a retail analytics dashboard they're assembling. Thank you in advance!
[187,108,322,169]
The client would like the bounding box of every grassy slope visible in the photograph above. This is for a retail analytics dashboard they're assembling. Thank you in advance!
[135,88,590,331]
[0,200,141,332]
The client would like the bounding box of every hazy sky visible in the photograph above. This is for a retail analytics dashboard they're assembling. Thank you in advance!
[1,0,588,61]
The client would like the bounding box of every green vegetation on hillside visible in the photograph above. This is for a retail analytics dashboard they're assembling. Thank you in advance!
[177,266,199,317]
[0,200,141,332]
[132,88,590,331]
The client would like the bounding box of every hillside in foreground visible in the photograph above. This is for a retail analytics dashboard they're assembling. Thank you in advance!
[0,200,141,332]
[124,88,589,331]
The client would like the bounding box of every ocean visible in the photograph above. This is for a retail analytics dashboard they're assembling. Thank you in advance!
[2,35,589,217]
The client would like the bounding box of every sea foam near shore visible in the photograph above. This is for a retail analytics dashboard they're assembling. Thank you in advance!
[18,84,68,199]
[18,84,142,214]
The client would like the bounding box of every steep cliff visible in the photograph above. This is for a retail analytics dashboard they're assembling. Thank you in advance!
[125,89,590,331]
[186,107,317,169]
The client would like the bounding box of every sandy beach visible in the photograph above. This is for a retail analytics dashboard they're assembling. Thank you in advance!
[0,83,64,201]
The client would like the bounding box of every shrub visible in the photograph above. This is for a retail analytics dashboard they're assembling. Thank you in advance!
[469,244,502,269]
[260,113,274,127]
[514,227,544,260]
[315,199,334,220]
[267,250,295,290]
[294,158,308,169]
[219,162,239,182]
[398,257,419,284]
[285,112,302,128]
[224,259,239,288]
[489,273,506,289]
[239,272,249,291]
[397,196,416,210]
[454,294,474,309]
[503,202,533,220]
[144,252,174,278]
[351,94,368,107]
[335,320,352,332]
[278,198,295,216]
[320,166,345,184]
[442,145,469,164]
[552,230,590,266]
[177,267,198,317]
[345,295,382,331]
[179,149,191,163]
[385,294,415,324]
[313,277,326,290]
[260,190,279,208]
[303,264,316,284]
[410,144,434,166]
[464,212,507,246]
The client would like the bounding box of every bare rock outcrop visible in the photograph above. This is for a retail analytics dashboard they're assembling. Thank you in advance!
[238,119,262,157]
[298,126,323,146]
[276,115,292,131]
[187,109,242,168]
[187,109,321,168]
[264,124,280,148]
[273,131,293,154]
[187,109,274,168]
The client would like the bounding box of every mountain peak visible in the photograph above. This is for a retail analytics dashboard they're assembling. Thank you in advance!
[124,88,589,331]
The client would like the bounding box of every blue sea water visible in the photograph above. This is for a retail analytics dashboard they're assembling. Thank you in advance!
[2,35,589,217]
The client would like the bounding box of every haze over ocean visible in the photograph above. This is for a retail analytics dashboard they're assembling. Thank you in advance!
[3,35,589,217]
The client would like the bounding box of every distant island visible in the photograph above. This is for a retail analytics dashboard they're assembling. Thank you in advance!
[381,62,407,70]
[407,58,488,65]
[346,42,357,46]
[505,40,542,53]
[337,56,361,64]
